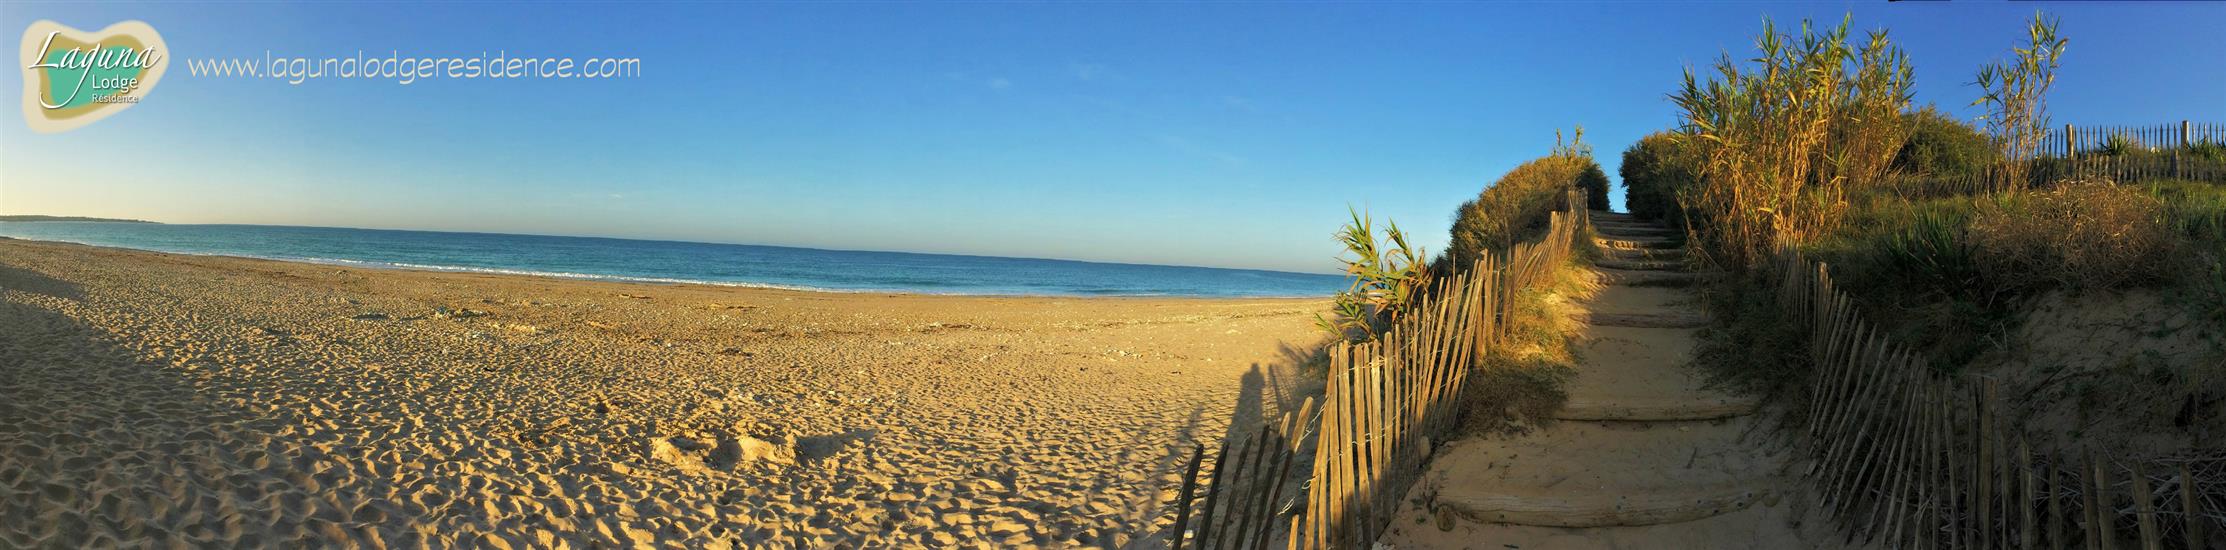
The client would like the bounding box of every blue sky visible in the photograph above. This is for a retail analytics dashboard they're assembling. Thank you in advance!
[3,2,2221,274]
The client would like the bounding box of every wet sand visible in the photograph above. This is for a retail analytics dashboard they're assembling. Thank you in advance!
[0,238,1327,548]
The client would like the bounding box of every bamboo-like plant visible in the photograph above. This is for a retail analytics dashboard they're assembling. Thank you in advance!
[1972,12,2067,192]
[1669,15,1914,271]
[1319,208,1431,341]
[1830,29,1917,188]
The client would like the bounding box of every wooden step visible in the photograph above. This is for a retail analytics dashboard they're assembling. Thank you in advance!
[1426,422,1786,528]
[1598,268,1715,287]
[1594,236,1682,250]
[1596,258,1683,271]
[1576,310,1712,329]
[1441,478,1776,528]
[1597,228,1678,240]
[1593,223,1677,237]
[1559,325,1755,420]
[1603,246,1686,262]
[1556,394,1761,421]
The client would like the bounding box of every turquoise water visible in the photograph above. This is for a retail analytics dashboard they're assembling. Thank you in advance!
[0,222,1343,297]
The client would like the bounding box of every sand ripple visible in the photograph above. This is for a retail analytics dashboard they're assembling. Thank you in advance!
[1,240,1322,547]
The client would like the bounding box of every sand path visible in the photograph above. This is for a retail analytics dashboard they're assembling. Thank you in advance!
[1377,212,1851,549]
[0,239,1326,548]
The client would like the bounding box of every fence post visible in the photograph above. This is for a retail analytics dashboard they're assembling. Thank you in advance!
[2131,462,2159,550]
[2049,463,2066,550]
[2095,452,2118,550]
[1977,381,1994,549]
[2183,463,2204,550]
[2083,450,2102,549]
[2066,124,2078,159]
[2021,440,2037,549]
[2183,120,2192,148]
[1171,443,1205,550]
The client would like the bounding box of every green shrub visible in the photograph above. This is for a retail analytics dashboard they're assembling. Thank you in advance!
[1447,153,1595,267]
[2185,140,2226,164]
[1893,106,1995,179]
[1618,132,1699,225]
[2148,179,2226,242]
[1815,198,1975,286]
[1870,200,1983,295]
[1577,163,1611,212]
[1804,195,2013,368]
[2099,134,2148,157]
[2147,180,2226,322]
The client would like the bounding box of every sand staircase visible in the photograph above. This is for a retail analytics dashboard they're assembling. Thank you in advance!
[1382,211,1842,548]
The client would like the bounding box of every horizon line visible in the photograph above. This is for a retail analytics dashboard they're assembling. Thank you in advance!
[0,212,1349,278]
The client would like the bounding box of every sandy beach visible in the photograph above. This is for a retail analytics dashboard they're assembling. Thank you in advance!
[0,238,1328,548]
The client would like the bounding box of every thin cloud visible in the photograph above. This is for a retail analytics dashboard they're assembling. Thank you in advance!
[1157,135,1248,167]
[940,71,1011,91]
[1222,95,1260,112]
[1070,63,1110,81]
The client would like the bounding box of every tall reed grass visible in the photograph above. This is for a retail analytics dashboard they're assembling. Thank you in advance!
[1972,12,2067,192]
[1670,16,1915,271]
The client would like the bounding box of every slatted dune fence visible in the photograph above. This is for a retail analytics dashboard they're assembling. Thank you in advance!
[1162,189,1588,549]
[1887,121,2226,198]
[2038,121,2226,185]
[1773,246,2225,549]
[1297,191,1586,548]
[1167,402,1314,550]
[2039,121,2226,158]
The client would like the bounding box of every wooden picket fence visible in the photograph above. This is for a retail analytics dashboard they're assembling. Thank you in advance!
[1163,189,1588,550]
[1772,246,2225,549]
[1167,403,1315,550]
[1888,121,2226,198]
[2039,121,2226,158]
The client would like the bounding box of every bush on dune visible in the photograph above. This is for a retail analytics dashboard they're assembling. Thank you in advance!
[1445,129,1603,268]
[1619,132,1700,226]
[1577,163,1611,213]
[1893,106,1996,180]
[1807,178,2222,367]
[1968,180,2172,292]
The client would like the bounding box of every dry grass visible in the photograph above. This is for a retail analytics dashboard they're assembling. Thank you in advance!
[1969,179,2172,291]
[1458,259,1596,436]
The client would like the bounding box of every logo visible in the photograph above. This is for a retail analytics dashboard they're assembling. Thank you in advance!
[20,20,168,133]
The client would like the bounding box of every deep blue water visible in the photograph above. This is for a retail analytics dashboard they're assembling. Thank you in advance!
[0,222,1343,297]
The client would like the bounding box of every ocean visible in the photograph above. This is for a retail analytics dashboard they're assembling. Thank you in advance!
[0,222,1344,297]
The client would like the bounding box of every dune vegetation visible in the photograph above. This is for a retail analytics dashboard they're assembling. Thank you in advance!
[1445,128,1606,268]
[1631,12,2224,457]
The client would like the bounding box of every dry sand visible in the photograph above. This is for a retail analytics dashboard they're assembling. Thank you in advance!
[0,238,1329,548]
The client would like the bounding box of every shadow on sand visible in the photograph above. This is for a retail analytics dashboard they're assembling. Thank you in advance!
[1123,335,1333,549]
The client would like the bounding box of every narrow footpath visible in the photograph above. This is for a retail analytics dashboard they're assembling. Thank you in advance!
[1379,210,1850,549]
